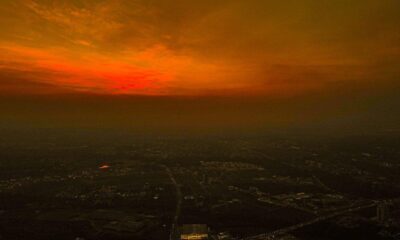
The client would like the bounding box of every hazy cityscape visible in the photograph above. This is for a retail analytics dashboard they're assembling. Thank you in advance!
[1,1,400,239]
[0,129,399,240]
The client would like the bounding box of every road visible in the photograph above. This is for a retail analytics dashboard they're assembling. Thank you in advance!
[312,174,338,194]
[242,202,377,240]
[163,165,182,240]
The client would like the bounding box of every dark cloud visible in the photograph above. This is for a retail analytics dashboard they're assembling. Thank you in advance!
[0,67,74,94]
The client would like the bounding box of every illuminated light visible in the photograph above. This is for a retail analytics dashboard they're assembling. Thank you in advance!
[180,234,208,240]
[180,224,209,240]
[99,164,111,170]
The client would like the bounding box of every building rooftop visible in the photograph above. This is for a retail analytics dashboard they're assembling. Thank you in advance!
[180,224,208,240]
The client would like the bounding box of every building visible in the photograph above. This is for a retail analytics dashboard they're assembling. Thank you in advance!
[377,201,390,223]
[180,224,208,240]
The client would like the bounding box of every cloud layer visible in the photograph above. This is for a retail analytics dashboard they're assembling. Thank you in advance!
[0,0,399,95]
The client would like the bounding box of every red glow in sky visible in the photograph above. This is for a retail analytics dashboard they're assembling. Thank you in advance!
[0,0,399,96]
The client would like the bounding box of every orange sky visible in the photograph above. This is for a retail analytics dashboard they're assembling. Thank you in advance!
[0,0,399,96]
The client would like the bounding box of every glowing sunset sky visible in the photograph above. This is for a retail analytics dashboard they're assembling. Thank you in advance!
[0,0,399,96]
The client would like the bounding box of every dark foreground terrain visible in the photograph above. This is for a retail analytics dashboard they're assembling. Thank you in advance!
[0,129,399,240]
